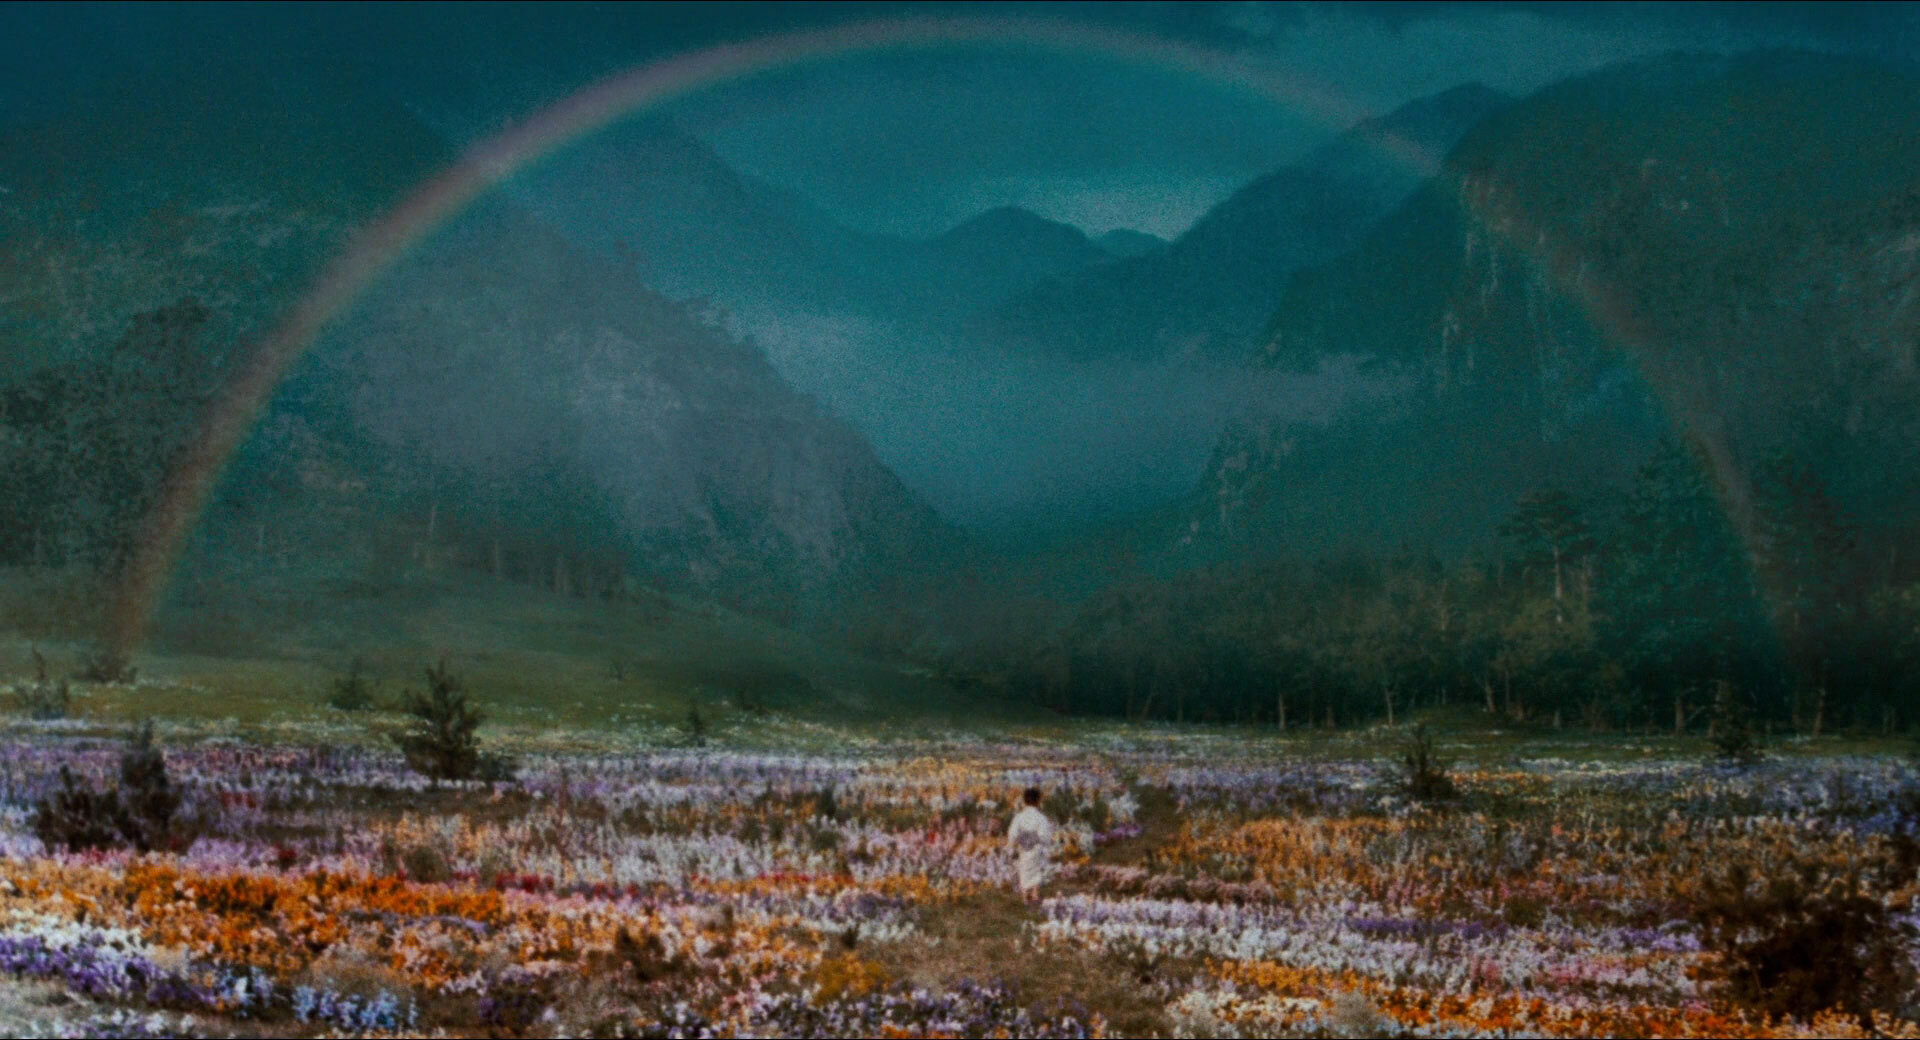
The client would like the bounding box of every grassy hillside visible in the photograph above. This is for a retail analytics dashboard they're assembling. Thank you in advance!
[0,568,1038,748]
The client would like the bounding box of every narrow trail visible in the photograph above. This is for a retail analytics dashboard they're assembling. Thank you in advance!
[867,786,1193,1037]
[0,978,99,1038]
[1089,783,1183,869]
[870,886,1180,1038]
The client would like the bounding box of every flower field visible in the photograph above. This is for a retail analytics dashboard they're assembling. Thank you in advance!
[0,727,1917,1038]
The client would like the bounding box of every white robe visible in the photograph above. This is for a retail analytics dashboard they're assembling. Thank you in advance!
[1008,806,1055,892]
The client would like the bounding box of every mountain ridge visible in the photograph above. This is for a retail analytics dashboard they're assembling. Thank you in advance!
[970,82,1515,363]
[0,58,961,618]
[1196,49,1920,559]
[505,119,1138,329]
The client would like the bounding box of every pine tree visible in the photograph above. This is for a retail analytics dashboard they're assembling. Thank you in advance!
[394,659,484,782]
[1495,489,1600,723]
[116,720,180,852]
[1751,453,1855,734]
[1498,487,1595,609]
[1599,438,1772,732]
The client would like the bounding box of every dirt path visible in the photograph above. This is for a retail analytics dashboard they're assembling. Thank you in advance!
[867,887,1180,1037]
[0,977,98,1038]
[866,787,1193,1038]
[1090,783,1182,868]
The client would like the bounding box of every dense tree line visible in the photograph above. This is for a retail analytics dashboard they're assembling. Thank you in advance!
[941,436,1920,735]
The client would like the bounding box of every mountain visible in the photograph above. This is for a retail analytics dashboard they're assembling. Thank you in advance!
[1094,229,1166,259]
[0,59,956,616]
[507,118,844,308]
[0,60,444,373]
[321,199,951,614]
[973,83,1514,362]
[504,122,1117,328]
[1199,51,1920,556]
[906,206,1111,322]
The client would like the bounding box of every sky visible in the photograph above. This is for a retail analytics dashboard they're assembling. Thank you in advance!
[3,2,1914,239]
[659,2,1920,237]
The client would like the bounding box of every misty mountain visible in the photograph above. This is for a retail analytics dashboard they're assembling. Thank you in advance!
[973,83,1514,362]
[1093,228,1167,259]
[506,120,1124,328]
[1201,50,1920,556]
[318,200,953,614]
[506,119,844,307]
[899,205,1112,324]
[0,60,956,613]
[506,121,1255,535]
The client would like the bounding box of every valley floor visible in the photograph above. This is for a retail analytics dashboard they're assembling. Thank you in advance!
[0,706,1915,1038]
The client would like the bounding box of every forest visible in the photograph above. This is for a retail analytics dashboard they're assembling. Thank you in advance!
[933,442,1905,740]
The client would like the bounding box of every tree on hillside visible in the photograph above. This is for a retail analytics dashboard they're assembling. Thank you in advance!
[1498,487,1595,612]
[1600,437,1774,733]
[1495,589,1600,725]
[1346,554,1448,727]
[1489,489,1602,724]
[1751,453,1857,733]
[1861,583,1920,734]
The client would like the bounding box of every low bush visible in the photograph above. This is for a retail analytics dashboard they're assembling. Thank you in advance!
[117,720,181,852]
[32,766,124,852]
[77,647,136,684]
[400,842,451,883]
[1691,854,1916,1026]
[1708,680,1763,765]
[685,703,709,747]
[14,647,70,720]
[1395,723,1457,802]
[326,658,377,712]
[31,721,180,853]
[603,925,687,984]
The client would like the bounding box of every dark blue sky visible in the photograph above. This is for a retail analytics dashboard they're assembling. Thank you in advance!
[3,2,1913,237]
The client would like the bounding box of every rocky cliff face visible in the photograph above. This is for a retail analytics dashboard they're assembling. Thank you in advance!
[331,202,951,603]
[1200,51,1920,554]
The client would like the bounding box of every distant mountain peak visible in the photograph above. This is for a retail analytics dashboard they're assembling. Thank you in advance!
[938,205,1091,247]
[1094,228,1167,259]
[972,80,1514,363]
[1389,81,1509,119]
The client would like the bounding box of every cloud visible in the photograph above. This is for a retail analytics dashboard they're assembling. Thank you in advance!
[653,2,1909,240]
[725,304,1391,530]
[1232,5,1762,112]
[671,46,1328,238]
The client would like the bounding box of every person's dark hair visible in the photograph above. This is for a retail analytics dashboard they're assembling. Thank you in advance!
[1023,787,1042,807]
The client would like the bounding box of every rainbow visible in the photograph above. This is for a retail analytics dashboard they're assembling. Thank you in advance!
[103,14,1746,656]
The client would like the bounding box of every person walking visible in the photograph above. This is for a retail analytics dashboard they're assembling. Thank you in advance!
[1008,786,1054,903]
